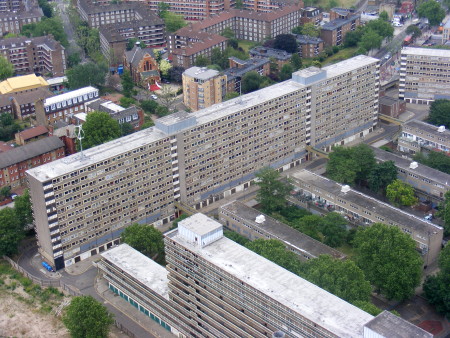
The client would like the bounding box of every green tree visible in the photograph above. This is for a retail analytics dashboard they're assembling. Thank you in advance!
[319,212,348,248]
[255,167,292,214]
[121,70,134,97]
[126,38,146,51]
[14,190,33,228]
[386,179,417,207]
[418,0,445,26]
[352,301,382,316]
[221,27,235,38]
[155,105,169,117]
[326,146,357,184]
[245,239,302,274]
[224,91,240,101]
[157,2,170,17]
[368,160,397,193]
[120,122,135,136]
[365,19,394,39]
[141,100,159,114]
[194,55,210,67]
[80,112,121,149]
[290,53,302,70]
[62,295,114,338]
[0,208,25,256]
[274,34,298,53]
[423,244,450,319]
[38,0,53,17]
[290,214,322,241]
[224,230,250,246]
[22,17,69,47]
[344,27,364,47]
[292,26,303,35]
[428,99,450,128]
[0,186,11,200]
[119,97,136,108]
[242,71,262,94]
[161,11,187,32]
[300,255,372,303]
[435,190,450,236]
[121,223,165,264]
[358,29,383,51]
[159,59,172,77]
[0,56,14,80]
[67,53,81,68]
[235,0,243,9]
[379,11,389,22]
[67,62,108,89]
[302,23,320,38]
[354,223,422,301]
[353,144,376,183]
[279,63,294,81]
[406,25,422,39]
[414,151,450,175]
[0,112,21,142]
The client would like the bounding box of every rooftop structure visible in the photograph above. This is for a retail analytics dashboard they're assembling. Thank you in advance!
[183,66,220,81]
[0,74,48,94]
[364,311,432,338]
[249,46,292,61]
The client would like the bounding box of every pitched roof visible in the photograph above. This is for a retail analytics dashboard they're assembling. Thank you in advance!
[172,31,227,56]
[12,87,54,105]
[0,136,64,169]
[124,46,156,68]
[0,75,49,94]
[17,126,48,141]
[0,35,61,51]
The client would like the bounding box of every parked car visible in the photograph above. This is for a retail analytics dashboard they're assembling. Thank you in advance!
[384,53,391,60]
[11,193,18,200]
[424,214,433,221]
[151,94,158,100]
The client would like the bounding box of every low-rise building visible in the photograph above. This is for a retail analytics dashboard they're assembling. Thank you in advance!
[0,0,24,12]
[15,125,48,145]
[219,200,346,261]
[300,7,322,25]
[399,47,450,104]
[290,169,444,265]
[320,15,360,46]
[182,66,226,111]
[223,57,270,93]
[0,74,49,95]
[296,34,324,58]
[8,87,54,120]
[78,0,144,28]
[398,119,450,155]
[378,95,406,118]
[372,146,450,203]
[85,98,143,130]
[249,46,292,69]
[329,7,357,20]
[0,7,42,35]
[0,136,64,189]
[123,45,160,88]
[35,86,100,126]
[0,36,66,77]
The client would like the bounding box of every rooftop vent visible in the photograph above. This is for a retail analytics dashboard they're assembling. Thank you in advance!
[409,161,418,169]
[341,185,350,193]
[272,331,285,338]
[255,215,265,224]
[438,126,446,133]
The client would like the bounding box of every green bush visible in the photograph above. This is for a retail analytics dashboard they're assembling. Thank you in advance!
[18,277,32,288]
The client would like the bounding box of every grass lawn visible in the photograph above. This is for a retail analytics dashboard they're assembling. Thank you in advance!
[337,243,356,259]
[314,0,357,10]
[324,47,358,65]
[237,40,257,53]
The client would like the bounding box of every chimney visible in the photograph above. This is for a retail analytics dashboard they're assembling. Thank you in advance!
[255,215,266,224]
[409,161,418,169]
[341,185,350,193]
[438,125,445,133]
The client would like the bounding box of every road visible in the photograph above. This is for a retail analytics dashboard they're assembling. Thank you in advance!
[54,0,83,57]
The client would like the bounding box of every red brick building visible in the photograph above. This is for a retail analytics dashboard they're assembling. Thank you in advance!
[0,136,65,189]
[15,126,49,145]
[123,45,161,87]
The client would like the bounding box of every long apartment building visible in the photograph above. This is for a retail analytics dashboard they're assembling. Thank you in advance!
[290,169,444,265]
[219,200,346,261]
[399,47,450,104]
[372,146,450,203]
[0,0,23,12]
[100,214,432,338]
[0,36,66,77]
[0,6,42,35]
[320,14,360,46]
[26,55,380,269]
[398,119,450,155]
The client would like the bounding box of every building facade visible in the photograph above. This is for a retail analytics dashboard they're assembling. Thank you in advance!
[290,169,444,265]
[398,119,450,155]
[35,86,99,126]
[224,57,270,93]
[0,136,64,190]
[85,98,143,130]
[15,125,49,145]
[0,7,42,35]
[27,55,380,269]
[0,87,53,120]
[399,47,450,104]
[296,34,324,58]
[320,15,360,46]
[300,6,322,25]
[123,45,161,87]
[219,200,346,260]
[249,46,292,69]
[0,74,49,95]
[0,0,23,12]
[182,67,227,111]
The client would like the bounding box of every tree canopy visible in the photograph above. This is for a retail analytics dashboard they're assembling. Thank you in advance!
[406,25,422,39]
[22,17,68,47]
[62,295,114,338]
[280,64,294,81]
[417,0,445,26]
[0,112,21,142]
[242,71,262,94]
[79,111,121,149]
[386,179,417,207]
[301,23,321,38]
[121,223,165,264]
[414,151,450,175]
[354,223,423,301]
[435,190,450,237]
[121,70,134,97]
[368,160,397,194]
[290,53,302,70]
[423,244,450,319]
[255,167,292,214]
[0,56,14,80]
[359,29,383,51]
[126,38,146,51]
[273,34,298,53]
[14,190,33,228]
[0,207,25,256]
[428,99,450,128]
[161,11,187,32]
[67,62,108,89]
[319,212,348,248]
[224,230,250,246]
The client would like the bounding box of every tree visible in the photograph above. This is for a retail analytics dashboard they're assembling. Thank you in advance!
[255,167,292,214]
[386,179,417,207]
[302,23,320,38]
[126,38,146,51]
[121,223,165,264]
[80,111,121,149]
[379,11,389,22]
[406,25,422,39]
[414,151,450,175]
[279,63,294,81]
[0,56,14,80]
[289,214,322,241]
[14,190,33,228]
[435,190,450,236]
[368,160,397,194]
[161,11,187,32]
[157,2,170,17]
[344,27,364,47]
[423,244,450,319]
[353,144,376,183]
[358,29,383,51]
[121,70,134,97]
[194,55,210,67]
[67,62,108,89]
[299,255,372,303]
[221,27,235,38]
[365,19,394,39]
[0,186,11,200]
[428,99,450,128]
[273,34,298,53]
[0,208,25,256]
[141,100,159,114]
[168,66,184,83]
[120,122,135,136]
[418,0,445,26]
[119,97,136,108]
[159,59,172,77]
[352,301,382,316]
[290,53,302,70]
[22,17,69,47]
[292,26,302,35]
[353,223,422,301]
[0,112,21,142]
[241,71,262,94]
[67,53,81,68]
[326,146,357,185]
[155,105,169,117]
[245,239,302,274]
[38,0,53,17]
[158,85,177,110]
[235,0,243,9]
[224,91,239,101]
[224,230,250,246]
[319,212,348,248]
[62,295,114,338]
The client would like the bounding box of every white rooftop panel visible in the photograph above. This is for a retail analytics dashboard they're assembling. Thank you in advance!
[101,244,169,299]
[46,76,67,85]
[402,47,450,58]
[44,86,98,106]
[178,213,222,236]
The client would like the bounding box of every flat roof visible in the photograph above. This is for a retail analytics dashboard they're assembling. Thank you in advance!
[167,219,374,337]
[184,66,220,80]
[372,146,450,185]
[402,46,450,57]
[291,170,443,234]
[178,213,222,236]
[403,119,450,142]
[0,74,48,94]
[44,86,98,106]
[220,201,345,259]
[46,76,67,85]
[364,311,433,338]
[101,244,169,299]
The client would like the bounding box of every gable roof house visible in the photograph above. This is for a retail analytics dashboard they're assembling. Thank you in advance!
[124,45,161,88]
